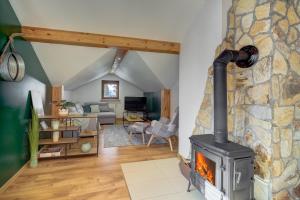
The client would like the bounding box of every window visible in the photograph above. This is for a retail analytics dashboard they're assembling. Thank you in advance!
[102,80,119,99]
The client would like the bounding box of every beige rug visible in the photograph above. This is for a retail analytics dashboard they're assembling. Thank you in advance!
[121,158,204,200]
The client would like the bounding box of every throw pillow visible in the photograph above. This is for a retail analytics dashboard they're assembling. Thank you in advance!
[82,105,91,113]
[90,105,100,113]
[75,103,84,114]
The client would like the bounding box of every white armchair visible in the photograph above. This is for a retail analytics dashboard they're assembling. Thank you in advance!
[128,117,169,144]
[146,107,179,151]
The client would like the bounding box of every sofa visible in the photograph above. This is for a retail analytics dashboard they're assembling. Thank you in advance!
[82,102,116,125]
[68,103,99,131]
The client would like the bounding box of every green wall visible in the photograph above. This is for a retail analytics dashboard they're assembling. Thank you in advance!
[0,0,51,187]
[144,91,161,120]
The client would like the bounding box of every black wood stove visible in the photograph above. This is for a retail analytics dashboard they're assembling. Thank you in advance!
[188,46,259,200]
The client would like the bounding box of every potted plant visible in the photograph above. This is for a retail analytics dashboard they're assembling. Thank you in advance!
[28,109,39,168]
[57,100,75,116]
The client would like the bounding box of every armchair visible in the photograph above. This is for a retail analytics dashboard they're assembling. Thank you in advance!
[146,107,179,151]
[128,117,169,144]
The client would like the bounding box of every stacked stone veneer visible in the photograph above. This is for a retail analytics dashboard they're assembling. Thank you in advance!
[193,0,300,199]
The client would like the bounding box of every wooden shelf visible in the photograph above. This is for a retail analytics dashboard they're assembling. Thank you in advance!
[40,126,80,132]
[67,147,97,156]
[79,130,97,137]
[39,138,78,145]
[38,137,98,159]
[39,114,97,119]
[38,115,99,159]
[67,137,98,156]
[38,147,97,159]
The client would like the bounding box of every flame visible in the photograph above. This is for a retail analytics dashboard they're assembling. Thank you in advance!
[195,152,215,185]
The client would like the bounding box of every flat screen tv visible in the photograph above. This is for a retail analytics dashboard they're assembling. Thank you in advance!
[124,97,147,111]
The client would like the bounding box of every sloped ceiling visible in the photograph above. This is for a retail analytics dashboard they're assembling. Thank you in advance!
[9,0,205,42]
[64,48,116,90]
[115,51,164,92]
[9,0,189,91]
[137,51,179,88]
[31,43,111,86]
[64,50,178,92]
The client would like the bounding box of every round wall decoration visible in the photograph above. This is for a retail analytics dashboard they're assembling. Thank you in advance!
[0,51,25,81]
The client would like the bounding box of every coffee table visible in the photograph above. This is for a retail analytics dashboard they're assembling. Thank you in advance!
[123,113,146,127]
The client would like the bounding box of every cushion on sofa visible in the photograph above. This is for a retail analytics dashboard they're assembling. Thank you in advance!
[99,103,110,112]
[82,105,91,113]
[90,105,100,113]
[98,112,116,118]
[98,111,116,124]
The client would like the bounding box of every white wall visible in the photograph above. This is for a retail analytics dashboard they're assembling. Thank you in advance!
[63,89,72,101]
[179,0,226,158]
[222,0,232,38]
[70,74,144,118]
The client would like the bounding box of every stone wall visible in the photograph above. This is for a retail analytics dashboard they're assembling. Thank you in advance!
[193,0,300,199]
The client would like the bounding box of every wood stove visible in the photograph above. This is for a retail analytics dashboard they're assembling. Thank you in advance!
[188,46,258,200]
[190,135,254,199]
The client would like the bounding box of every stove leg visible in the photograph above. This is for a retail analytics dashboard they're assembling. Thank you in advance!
[187,178,192,192]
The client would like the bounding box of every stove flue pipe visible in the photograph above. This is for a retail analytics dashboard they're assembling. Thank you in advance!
[213,45,259,143]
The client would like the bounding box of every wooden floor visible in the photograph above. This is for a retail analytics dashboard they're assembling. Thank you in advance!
[0,130,177,200]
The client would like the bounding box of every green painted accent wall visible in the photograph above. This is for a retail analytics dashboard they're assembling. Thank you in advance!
[144,91,161,120]
[0,0,51,187]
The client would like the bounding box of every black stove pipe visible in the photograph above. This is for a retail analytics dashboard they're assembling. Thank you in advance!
[213,45,259,143]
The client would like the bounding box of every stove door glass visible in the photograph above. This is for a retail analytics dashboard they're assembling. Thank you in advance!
[195,151,216,186]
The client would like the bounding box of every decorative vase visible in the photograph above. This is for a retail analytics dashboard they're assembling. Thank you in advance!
[30,153,38,168]
[58,108,68,116]
[53,131,60,142]
[51,120,60,130]
[81,142,92,153]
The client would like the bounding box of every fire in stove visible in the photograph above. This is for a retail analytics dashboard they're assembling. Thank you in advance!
[195,152,215,186]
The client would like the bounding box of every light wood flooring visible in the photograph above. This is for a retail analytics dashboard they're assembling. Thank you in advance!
[0,129,177,200]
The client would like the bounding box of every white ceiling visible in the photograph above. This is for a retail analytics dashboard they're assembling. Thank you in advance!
[64,48,116,90]
[9,0,205,42]
[64,49,178,92]
[9,0,191,91]
[115,51,164,92]
[137,51,179,88]
[31,43,111,86]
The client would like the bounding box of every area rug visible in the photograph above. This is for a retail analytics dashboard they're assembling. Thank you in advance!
[103,125,166,148]
[121,158,204,200]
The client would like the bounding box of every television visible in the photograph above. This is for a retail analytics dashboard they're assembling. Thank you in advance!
[124,97,147,111]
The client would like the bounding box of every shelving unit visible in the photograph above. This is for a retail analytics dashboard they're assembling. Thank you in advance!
[38,115,99,160]
[40,126,80,132]
[39,138,78,145]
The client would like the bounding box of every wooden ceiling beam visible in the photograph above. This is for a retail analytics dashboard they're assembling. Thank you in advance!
[21,26,180,54]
